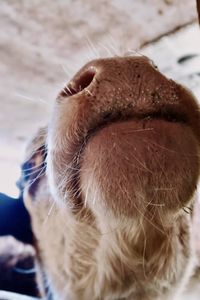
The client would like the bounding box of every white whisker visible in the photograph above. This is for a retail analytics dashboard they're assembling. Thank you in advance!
[26,165,46,189]
[15,93,48,105]
[85,36,100,59]
[43,201,56,225]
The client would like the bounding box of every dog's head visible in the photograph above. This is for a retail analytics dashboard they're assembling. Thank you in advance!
[23,56,200,300]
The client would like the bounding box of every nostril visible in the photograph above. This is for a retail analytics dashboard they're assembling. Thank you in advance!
[62,68,96,97]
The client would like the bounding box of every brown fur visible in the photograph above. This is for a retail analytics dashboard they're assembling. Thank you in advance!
[23,56,200,300]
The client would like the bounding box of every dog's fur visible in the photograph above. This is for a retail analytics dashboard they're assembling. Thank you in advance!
[23,56,200,300]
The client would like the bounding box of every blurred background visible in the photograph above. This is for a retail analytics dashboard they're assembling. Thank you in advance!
[0,0,200,199]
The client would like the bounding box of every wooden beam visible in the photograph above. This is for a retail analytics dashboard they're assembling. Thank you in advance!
[197,0,200,24]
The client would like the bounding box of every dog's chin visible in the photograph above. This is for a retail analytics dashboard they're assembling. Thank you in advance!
[80,119,199,218]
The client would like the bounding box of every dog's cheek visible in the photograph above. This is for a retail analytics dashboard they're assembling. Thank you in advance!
[23,187,35,214]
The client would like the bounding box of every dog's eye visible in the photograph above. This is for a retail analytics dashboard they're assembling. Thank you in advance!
[16,161,35,192]
[22,161,35,181]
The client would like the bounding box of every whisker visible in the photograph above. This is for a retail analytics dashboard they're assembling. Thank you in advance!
[64,85,73,95]
[43,201,56,224]
[26,166,46,189]
[126,128,154,133]
[22,160,46,172]
[61,64,72,79]
[15,93,48,105]
[107,34,120,55]
[85,88,93,96]
[85,36,100,59]
[98,42,115,57]
[140,221,147,279]
[25,150,47,163]
[133,204,166,235]
[23,164,46,178]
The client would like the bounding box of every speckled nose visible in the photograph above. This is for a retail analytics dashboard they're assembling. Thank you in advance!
[60,56,155,99]
[58,56,200,138]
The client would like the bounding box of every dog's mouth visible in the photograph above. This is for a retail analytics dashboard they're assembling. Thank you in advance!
[75,102,190,177]
[86,109,188,141]
[56,107,196,215]
[49,117,199,220]
[79,115,199,217]
[51,91,199,216]
[49,57,200,215]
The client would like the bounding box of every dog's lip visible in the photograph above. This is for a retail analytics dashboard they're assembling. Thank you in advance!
[86,110,188,140]
[53,108,189,208]
[73,112,189,209]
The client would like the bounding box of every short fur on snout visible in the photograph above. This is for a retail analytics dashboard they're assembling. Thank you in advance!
[23,56,200,300]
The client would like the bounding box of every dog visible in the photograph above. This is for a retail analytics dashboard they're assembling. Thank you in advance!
[21,55,200,300]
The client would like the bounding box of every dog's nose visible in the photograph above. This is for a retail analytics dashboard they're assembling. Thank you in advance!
[59,56,173,123]
[61,56,154,101]
[59,56,200,135]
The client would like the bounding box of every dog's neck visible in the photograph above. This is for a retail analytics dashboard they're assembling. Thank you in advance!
[29,182,194,300]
